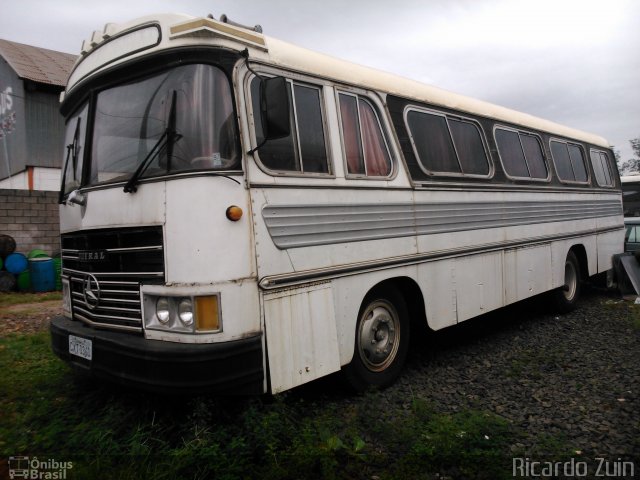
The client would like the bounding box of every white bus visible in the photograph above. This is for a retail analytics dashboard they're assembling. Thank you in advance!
[51,13,624,394]
[621,175,640,217]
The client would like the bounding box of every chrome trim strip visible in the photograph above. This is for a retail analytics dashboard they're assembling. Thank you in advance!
[66,276,140,287]
[74,313,142,333]
[75,306,142,324]
[63,267,162,278]
[72,292,141,307]
[258,226,624,290]
[90,289,139,296]
[62,245,162,254]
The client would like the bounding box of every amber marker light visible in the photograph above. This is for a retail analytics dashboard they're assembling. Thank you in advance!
[195,295,220,331]
[226,205,243,221]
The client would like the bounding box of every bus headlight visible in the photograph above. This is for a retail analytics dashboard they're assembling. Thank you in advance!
[156,297,170,324]
[178,298,194,326]
[143,293,222,334]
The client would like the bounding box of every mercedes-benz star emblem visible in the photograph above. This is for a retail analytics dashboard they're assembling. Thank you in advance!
[83,274,101,310]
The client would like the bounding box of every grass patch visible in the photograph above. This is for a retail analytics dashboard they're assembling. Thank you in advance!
[383,398,515,479]
[505,347,561,379]
[0,292,62,307]
[1,331,571,480]
[629,305,640,330]
[601,299,640,330]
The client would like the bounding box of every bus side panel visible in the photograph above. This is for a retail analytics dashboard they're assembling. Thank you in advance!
[454,252,504,323]
[597,227,625,272]
[417,261,457,330]
[416,252,503,328]
[263,283,340,393]
[504,245,552,305]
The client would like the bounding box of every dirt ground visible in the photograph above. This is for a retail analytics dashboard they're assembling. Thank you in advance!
[0,300,63,337]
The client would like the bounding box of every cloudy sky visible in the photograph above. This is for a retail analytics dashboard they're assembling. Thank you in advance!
[1,0,638,162]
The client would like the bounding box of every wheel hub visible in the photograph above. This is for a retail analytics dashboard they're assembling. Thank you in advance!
[358,302,400,372]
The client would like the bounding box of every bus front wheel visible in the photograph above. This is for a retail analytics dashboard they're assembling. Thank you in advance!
[551,250,581,314]
[342,287,409,392]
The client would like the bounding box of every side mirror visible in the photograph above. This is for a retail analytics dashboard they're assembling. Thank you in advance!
[261,77,290,140]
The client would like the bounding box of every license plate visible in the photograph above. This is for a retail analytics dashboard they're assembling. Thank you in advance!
[69,335,92,361]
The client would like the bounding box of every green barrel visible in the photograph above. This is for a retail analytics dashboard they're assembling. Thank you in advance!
[17,271,31,292]
[53,257,62,290]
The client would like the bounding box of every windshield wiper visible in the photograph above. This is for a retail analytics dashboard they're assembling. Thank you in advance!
[58,117,82,204]
[124,90,181,193]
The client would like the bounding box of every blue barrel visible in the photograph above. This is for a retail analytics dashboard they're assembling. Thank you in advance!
[5,252,28,274]
[29,257,56,292]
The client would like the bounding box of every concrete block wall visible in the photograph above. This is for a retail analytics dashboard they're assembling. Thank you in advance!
[0,189,60,256]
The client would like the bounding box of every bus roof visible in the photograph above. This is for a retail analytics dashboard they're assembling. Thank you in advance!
[70,13,610,148]
[261,36,609,148]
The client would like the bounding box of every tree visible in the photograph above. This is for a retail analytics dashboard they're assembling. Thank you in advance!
[632,138,640,158]
[618,137,640,175]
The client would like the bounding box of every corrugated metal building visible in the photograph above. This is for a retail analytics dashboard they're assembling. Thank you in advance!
[0,39,76,191]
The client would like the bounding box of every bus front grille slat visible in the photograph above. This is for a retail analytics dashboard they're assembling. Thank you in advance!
[61,227,164,334]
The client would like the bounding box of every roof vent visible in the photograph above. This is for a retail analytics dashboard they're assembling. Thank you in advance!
[208,13,263,33]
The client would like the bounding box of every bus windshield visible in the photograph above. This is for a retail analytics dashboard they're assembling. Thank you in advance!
[61,103,89,195]
[88,63,239,187]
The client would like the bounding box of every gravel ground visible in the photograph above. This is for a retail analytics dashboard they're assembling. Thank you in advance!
[0,299,61,337]
[383,287,638,460]
[294,286,640,466]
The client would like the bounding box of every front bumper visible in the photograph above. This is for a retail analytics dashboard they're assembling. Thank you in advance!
[50,316,264,394]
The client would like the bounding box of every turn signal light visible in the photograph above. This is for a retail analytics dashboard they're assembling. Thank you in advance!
[195,295,220,331]
[226,205,243,221]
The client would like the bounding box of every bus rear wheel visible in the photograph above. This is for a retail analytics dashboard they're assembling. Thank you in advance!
[551,250,581,313]
[342,287,409,392]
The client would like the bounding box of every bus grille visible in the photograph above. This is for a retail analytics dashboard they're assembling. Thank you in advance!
[61,227,164,333]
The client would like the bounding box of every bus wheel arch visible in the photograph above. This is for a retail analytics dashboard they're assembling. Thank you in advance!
[569,244,589,282]
[342,277,424,391]
[551,246,586,313]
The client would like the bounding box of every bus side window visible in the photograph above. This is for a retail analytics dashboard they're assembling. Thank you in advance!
[405,109,490,177]
[551,140,589,183]
[251,76,330,174]
[337,92,392,177]
[590,149,614,187]
[568,144,588,182]
[495,127,548,180]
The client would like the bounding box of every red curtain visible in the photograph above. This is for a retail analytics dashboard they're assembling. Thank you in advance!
[359,100,390,176]
[339,94,364,174]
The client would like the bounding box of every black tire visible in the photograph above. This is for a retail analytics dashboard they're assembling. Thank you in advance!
[342,286,410,392]
[550,250,581,314]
